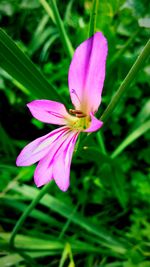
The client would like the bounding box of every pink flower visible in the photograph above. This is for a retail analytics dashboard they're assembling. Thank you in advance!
[16,32,108,191]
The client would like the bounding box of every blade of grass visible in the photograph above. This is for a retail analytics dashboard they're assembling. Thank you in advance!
[9,183,52,248]
[2,232,112,254]
[111,120,150,158]
[1,197,60,226]
[96,131,107,155]
[0,29,64,103]
[12,184,128,254]
[59,243,75,267]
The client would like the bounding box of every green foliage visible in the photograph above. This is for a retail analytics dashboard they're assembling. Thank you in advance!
[0,0,150,266]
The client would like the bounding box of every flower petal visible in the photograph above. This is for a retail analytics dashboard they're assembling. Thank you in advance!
[16,127,69,166]
[68,32,108,114]
[34,152,53,187]
[53,132,78,191]
[27,100,71,125]
[84,113,103,132]
[34,129,77,188]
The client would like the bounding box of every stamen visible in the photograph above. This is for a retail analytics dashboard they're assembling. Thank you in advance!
[69,109,86,118]
[76,113,86,118]
[69,109,77,115]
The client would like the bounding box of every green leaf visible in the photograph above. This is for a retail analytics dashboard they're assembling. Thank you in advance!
[0,29,64,102]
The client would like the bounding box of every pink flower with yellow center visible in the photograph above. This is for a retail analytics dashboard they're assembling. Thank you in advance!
[16,32,108,191]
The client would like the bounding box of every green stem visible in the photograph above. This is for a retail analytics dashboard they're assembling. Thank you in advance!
[16,250,40,267]
[96,131,107,155]
[100,38,150,123]
[40,0,74,59]
[88,0,98,37]
[9,182,52,248]
[111,120,150,159]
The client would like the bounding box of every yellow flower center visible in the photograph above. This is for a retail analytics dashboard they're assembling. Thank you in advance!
[68,109,90,131]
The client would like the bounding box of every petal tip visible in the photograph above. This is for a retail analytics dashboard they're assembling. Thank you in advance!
[57,183,69,192]
[35,182,43,188]
[85,114,103,133]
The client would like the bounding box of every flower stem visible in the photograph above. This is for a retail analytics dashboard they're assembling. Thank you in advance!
[100,38,150,123]
[96,131,107,155]
[9,182,52,248]
[88,0,98,37]
[40,0,74,60]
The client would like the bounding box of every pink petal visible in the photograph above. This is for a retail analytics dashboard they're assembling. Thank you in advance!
[84,113,103,132]
[68,32,108,114]
[34,129,77,188]
[27,100,71,125]
[53,132,78,191]
[16,127,69,166]
[34,152,53,187]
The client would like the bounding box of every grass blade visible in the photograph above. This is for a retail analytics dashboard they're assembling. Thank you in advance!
[12,184,128,254]
[0,29,64,102]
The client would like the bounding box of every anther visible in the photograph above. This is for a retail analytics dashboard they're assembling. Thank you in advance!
[69,109,86,118]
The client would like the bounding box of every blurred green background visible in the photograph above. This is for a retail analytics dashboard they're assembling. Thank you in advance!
[0,0,150,266]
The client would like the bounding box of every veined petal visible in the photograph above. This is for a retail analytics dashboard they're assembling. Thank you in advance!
[53,132,78,191]
[34,128,72,187]
[68,32,108,114]
[27,100,71,125]
[34,130,78,189]
[34,158,53,188]
[84,113,103,133]
[16,126,69,166]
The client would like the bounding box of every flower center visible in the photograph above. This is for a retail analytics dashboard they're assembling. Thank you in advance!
[68,109,90,131]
